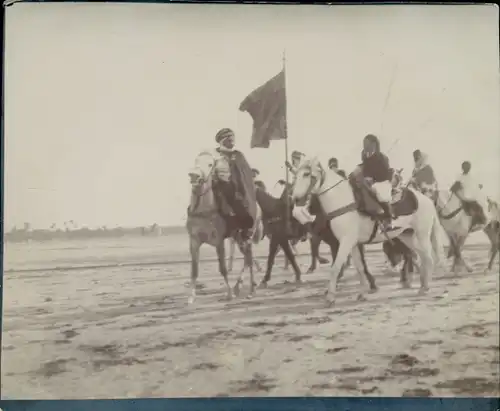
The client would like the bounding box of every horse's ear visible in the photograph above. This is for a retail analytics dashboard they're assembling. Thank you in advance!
[398,168,403,174]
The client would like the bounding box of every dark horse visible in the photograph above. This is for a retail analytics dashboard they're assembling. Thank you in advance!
[257,185,378,292]
[255,186,303,287]
[186,151,257,304]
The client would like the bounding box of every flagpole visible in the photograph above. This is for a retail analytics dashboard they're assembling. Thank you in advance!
[283,49,291,235]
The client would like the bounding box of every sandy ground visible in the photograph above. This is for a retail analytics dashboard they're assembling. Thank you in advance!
[1,243,499,399]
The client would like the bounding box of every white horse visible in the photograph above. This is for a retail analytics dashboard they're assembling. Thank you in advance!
[290,158,445,306]
[435,189,494,274]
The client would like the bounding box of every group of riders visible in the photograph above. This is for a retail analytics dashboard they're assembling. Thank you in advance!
[209,127,490,244]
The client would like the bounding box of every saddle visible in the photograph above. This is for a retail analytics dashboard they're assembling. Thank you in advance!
[391,188,419,217]
[349,179,384,219]
[350,180,418,219]
[462,199,487,229]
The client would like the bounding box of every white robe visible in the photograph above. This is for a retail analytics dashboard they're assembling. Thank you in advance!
[456,173,489,217]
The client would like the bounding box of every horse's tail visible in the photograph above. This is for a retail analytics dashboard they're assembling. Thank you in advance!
[430,206,446,269]
[252,205,264,244]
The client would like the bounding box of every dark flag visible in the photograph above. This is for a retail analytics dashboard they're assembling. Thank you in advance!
[239,69,288,149]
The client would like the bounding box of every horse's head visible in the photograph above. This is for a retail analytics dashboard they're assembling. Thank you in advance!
[291,157,323,206]
[188,150,216,192]
[390,168,404,190]
[487,197,500,221]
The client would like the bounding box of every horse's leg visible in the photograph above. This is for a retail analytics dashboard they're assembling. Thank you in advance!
[345,254,352,269]
[400,257,411,289]
[281,238,302,284]
[254,258,262,273]
[317,237,329,265]
[448,235,459,274]
[349,244,370,301]
[397,233,430,295]
[233,240,247,297]
[284,245,290,271]
[216,242,232,301]
[188,238,201,305]
[228,238,235,273]
[358,244,377,292]
[325,235,357,307]
[307,235,321,273]
[455,234,472,273]
[260,235,280,288]
[413,232,433,295]
[483,224,499,272]
[246,243,256,298]
[486,245,498,272]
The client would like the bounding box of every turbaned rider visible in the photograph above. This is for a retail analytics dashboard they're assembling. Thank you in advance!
[451,161,489,229]
[213,128,257,242]
[409,150,438,199]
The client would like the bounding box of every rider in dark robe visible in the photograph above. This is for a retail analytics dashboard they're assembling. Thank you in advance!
[350,134,394,230]
[213,128,257,241]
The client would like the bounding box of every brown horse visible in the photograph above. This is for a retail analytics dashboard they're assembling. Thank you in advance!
[186,150,259,304]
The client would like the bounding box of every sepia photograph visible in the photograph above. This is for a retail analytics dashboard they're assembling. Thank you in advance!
[2,2,499,399]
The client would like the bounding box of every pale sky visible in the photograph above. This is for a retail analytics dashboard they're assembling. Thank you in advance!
[4,3,499,230]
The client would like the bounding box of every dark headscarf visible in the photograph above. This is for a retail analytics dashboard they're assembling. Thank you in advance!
[461,161,471,175]
[328,157,338,168]
[413,149,422,162]
[363,134,381,152]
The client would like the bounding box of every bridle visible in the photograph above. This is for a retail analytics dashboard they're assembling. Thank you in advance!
[296,162,349,209]
[188,159,217,217]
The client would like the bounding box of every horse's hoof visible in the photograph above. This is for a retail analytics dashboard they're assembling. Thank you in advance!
[356,293,367,302]
[324,299,335,309]
[258,280,269,289]
[401,282,411,290]
[247,293,255,300]
[368,286,378,294]
[318,258,329,265]
[233,286,241,297]
[417,287,429,296]
[295,279,303,286]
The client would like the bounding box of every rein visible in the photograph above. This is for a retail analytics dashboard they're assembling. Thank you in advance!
[435,191,463,220]
[313,165,348,198]
[300,164,356,222]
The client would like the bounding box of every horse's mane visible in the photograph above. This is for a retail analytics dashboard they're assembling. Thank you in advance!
[297,156,322,172]
[256,187,287,216]
[195,149,217,160]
